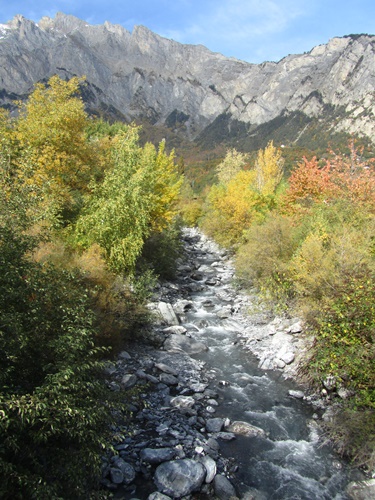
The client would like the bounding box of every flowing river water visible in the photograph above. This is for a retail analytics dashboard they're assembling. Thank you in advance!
[113,228,364,499]
[171,228,360,499]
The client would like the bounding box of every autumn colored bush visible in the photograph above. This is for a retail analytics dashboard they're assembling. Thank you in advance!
[201,142,285,246]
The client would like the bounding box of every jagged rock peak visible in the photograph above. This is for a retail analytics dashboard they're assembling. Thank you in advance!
[0,12,374,144]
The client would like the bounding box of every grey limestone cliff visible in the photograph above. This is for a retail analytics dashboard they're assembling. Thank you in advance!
[1,12,374,142]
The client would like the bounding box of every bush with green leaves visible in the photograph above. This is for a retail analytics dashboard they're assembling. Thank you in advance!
[0,188,112,498]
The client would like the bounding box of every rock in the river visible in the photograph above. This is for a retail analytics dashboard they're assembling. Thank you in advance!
[140,447,176,464]
[155,362,178,376]
[154,459,206,497]
[158,302,180,326]
[159,373,179,385]
[225,421,266,438]
[346,479,375,500]
[148,492,173,500]
[200,455,217,483]
[121,373,138,389]
[170,396,195,409]
[163,325,187,334]
[288,390,305,399]
[206,418,224,433]
[163,333,208,354]
[213,474,237,499]
[110,458,136,485]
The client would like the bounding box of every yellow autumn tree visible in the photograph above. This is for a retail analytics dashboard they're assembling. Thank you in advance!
[255,140,284,196]
[15,75,104,220]
[216,148,249,184]
[204,170,259,245]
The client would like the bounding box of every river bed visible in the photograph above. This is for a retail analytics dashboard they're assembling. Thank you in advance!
[105,227,364,499]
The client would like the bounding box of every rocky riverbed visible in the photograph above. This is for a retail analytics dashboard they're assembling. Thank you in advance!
[100,228,373,500]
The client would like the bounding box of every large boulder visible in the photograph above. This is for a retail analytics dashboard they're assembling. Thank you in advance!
[154,459,206,497]
[213,474,237,499]
[225,420,266,438]
[158,302,180,325]
[163,333,208,354]
[141,447,176,464]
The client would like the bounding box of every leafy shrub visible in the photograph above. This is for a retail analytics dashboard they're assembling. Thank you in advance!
[140,221,183,280]
[0,226,112,498]
[235,215,300,307]
[306,273,375,407]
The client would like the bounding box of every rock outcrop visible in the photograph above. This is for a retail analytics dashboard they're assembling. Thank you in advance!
[0,12,375,143]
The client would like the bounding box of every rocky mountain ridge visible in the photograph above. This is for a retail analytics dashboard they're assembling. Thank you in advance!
[1,12,374,145]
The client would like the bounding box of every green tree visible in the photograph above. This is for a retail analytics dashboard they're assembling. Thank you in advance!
[75,126,182,273]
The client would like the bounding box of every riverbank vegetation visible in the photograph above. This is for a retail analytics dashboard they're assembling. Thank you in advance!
[0,76,183,497]
[181,139,375,470]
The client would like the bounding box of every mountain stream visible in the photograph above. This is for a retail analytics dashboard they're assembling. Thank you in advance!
[110,228,364,499]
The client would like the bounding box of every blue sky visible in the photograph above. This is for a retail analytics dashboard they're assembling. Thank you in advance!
[1,1,374,63]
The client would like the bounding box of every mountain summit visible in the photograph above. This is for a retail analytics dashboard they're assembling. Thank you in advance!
[1,13,374,145]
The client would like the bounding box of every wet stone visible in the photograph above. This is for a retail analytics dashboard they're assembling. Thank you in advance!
[170,396,195,409]
[206,418,224,433]
[213,474,237,500]
[289,390,305,399]
[159,373,179,386]
[154,459,206,498]
[225,420,266,438]
[121,374,138,389]
[148,492,173,500]
[154,362,178,376]
[140,447,176,464]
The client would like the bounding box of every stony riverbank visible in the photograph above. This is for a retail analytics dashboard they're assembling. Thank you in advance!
[100,228,374,500]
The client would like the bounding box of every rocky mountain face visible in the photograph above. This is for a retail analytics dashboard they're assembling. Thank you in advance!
[1,12,374,145]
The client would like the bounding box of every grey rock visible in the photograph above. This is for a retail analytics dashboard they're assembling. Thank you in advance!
[154,459,206,497]
[189,382,208,393]
[288,390,305,399]
[109,467,124,484]
[159,373,179,386]
[289,321,303,334]
[110,458,136,485]
[206,437,220,450]
[121,374,138,389]
[163,325,187,334]
[213,474,237,499]
[216,432,236,441]
[279,351,295,365]
[148,492,173,500]
[200,455,217,483]
[118,350,132,360]
[206,418,224,433]
[146,373,160,384]
[225,421,266,438]
[140,447,176,464]
[170,396,195,410]
[346,479,375,500]
[155,363,179,376]
[1,14,375,147]
[158,302,180,326]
